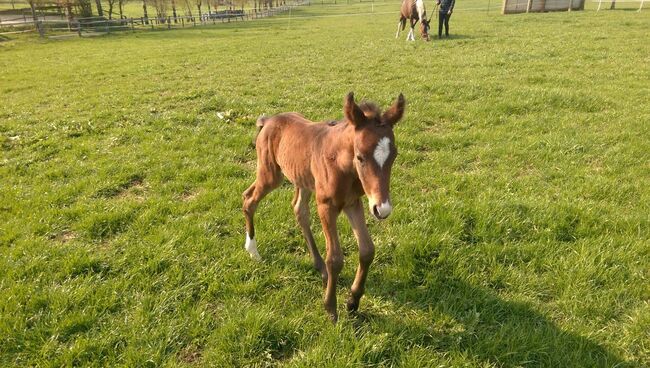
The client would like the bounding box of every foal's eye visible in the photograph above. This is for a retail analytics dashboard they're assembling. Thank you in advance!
[356,155,364,163]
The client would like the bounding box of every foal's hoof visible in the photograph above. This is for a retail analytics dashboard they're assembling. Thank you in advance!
[245,235,262,261]
[328,312,339,324]
[346,298,359,312]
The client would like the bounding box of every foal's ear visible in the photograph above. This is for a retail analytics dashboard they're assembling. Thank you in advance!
[344,92,366,126]
[382,93,406,126]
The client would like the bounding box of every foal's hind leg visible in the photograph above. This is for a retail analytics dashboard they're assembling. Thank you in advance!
[292,187,327,286]
[242,162,282,261]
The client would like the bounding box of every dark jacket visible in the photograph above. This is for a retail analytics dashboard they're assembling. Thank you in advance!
[438,0,455,12]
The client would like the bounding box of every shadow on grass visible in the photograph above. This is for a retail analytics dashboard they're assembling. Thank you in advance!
[433,33,475,40]
[355,275,632,367]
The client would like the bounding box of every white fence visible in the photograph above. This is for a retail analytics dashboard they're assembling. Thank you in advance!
[502,0,586,13]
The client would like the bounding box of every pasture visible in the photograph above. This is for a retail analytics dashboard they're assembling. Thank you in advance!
[1,1,649,366]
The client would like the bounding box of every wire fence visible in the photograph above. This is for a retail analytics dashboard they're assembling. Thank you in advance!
[0,1,305,37]
[0,0,645,38]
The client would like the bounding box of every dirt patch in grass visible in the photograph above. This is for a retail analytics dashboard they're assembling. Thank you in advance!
[179,188,201,202]
[50,229,77,243]
[178,345,203,364]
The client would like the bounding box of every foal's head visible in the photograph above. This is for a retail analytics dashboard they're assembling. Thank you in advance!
[344,92,405,220]
[421,19,431,41]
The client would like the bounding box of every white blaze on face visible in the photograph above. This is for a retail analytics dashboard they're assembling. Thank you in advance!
[373,137,391,169]
[245,233,262,261]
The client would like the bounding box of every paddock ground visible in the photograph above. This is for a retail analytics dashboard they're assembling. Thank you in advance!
[0,2,649,366]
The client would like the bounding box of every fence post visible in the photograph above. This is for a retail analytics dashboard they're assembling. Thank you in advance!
[35,20,44,37]
[77,20,82,36]
[131,18,135,32]
[167,16,171,28]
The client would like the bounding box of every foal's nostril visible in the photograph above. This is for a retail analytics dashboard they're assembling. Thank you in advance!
[372,205,381,219]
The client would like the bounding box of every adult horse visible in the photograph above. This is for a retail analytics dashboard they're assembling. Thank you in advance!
[243,92,405,322]
[396,0,431,41]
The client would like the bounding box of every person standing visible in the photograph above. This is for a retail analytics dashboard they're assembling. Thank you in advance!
[437,0,455,38]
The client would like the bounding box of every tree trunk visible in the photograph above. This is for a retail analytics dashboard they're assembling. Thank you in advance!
[78,0,93,17]
[29,1,37,26]
[171,0,177,21]
[119,1,124,18]
[95,0,104,16]
[108,2,113,18]
[143,0,149,23]
[197,3,201,16]
[66,1,74,29]
[610,0,616,8]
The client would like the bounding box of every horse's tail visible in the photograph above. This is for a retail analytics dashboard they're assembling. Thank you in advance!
[252,115,268,148]
[256,115,268,133]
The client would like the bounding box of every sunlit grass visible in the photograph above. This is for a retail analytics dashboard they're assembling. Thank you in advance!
[1,2,649,366]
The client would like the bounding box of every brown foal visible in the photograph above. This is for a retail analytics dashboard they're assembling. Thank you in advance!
[242,92,405,322]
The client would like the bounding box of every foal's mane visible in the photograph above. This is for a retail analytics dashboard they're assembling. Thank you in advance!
[359,102,381,119]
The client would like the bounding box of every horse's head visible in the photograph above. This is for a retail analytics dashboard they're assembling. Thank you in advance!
[421,18,431,41]
[344,92,405,220]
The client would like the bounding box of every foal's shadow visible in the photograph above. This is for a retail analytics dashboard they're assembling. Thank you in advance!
[352,274,632,367]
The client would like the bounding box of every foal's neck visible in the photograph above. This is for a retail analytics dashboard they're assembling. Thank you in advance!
[323,121,356,173]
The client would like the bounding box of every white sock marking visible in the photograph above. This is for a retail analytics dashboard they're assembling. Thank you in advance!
[373,137,391,168]
[245,233,262,261]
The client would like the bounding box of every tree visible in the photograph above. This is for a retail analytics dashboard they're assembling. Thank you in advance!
[26,0,41,34]
[195,0,202,18]
[95,0,104,16]
[56,0,75,29]
[118,0,127,18]
[171,0,178,21]
[78,0,94,17]
[152,0,168,21]
[142,0,149,23]
[182,0,193,17]
[107,0,118,18]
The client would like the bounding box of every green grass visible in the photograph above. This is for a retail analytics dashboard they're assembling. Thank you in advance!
[1,2,649,366]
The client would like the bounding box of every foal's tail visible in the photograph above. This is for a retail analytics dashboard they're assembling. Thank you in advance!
[256,115,268,131]
[252,115,268,148]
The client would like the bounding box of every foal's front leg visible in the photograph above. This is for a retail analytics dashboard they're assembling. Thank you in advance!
[316,200,343,323]
[343,199,375,312]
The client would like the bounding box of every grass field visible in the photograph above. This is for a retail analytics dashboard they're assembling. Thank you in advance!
[1,1,649,366]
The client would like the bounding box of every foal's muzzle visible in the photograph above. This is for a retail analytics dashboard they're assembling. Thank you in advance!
[371,201,393,220]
